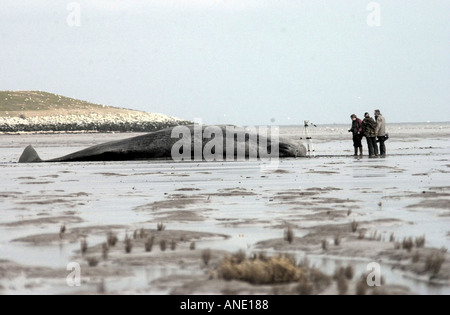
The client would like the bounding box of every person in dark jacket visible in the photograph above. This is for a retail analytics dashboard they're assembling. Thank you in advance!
[348,114,363,156]
[362,112,378,157]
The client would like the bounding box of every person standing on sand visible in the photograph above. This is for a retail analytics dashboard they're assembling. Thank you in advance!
[348,114,363,156]
[374,109,386,157]
[362,112,378,158]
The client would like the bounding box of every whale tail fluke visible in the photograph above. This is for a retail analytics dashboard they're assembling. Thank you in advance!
[19,145,43,163]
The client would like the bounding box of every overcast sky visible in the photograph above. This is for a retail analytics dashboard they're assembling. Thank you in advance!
[0,0,449,125]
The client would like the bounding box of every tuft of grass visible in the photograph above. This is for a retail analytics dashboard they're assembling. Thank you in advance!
[157,222,166,231]
[309,268,331,291]
[358,230,365,240]
[321,239,328,251]
[220,252,301,285]
[59,224,66,238]
[334,265,354,281]
[389,233,395,242]
[97,279,106,294]
[297,278,313,295]
[355,278,367,295]
[425,252,445,275]
[402,237,414,252]
[233,250,246,264]
[412,251,421,263]
[107,232,118,247]
[334,234,341,246]
[145,236,154,252]
[170,240,177,251]
[124,235,133,254]
[336,275,348,295]
[284,227,294,244]
[347,209,352,216]
[415,235,426,248]
[202,249,212,266]
[102,242,109,260]
[190,241,196,250]
[139,228,146,239]
[345,265,354,280]
[351,220,358,233]
[159,239,167,252]
[133,230,138,240]
[80,238,88,255]
[86,256,99,267]
[394,242,401,250]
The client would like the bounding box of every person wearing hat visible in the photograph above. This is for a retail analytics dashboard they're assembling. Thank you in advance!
[348,114,363,156]
[362,112,378,158]
[374,109,386,157]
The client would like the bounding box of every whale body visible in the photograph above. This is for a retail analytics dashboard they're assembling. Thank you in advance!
[19,125,306,163]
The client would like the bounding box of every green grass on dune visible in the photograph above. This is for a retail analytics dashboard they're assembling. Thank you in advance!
[0,91,111,113]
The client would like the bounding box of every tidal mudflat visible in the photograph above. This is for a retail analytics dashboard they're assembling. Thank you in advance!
[0,123,449,294]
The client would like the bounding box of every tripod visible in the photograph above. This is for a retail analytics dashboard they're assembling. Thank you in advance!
[300,120,316,157]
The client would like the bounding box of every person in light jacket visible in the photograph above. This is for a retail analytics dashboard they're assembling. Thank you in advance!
[374,109,386,157]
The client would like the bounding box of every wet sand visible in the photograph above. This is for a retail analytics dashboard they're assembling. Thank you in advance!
[0,123,449,295]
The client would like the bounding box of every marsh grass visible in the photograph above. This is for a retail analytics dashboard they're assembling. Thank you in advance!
[87,256,98,267]
[170,240,177,251]
[389,233,395,242]
[425,252,445,275]
[415,235,426,248]
[321,239,328,251]
[202,249,212,265]
[285,227,294,244]
[412,251,421,263]
[159,239,167,252]
[336,275,348,295]
[190,241,196,250]
[355,278,367,295]
[157,222,166,231]
[220,252,302,285]
[145,236,154,252]
[59,224,66,238]
[124,235,133,254]
[107,232,118,247]
[402,237,414,252]
[334,234,341,246]
[358,230,365,240]
[139,228,146,239]
[351,220,358,233]
[102,242,109,260]
[80,238,88,255]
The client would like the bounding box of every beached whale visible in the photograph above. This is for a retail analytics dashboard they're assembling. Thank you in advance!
[18,125,306,163]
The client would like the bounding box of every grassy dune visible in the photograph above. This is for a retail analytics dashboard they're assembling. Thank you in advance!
[0,91,190,133]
